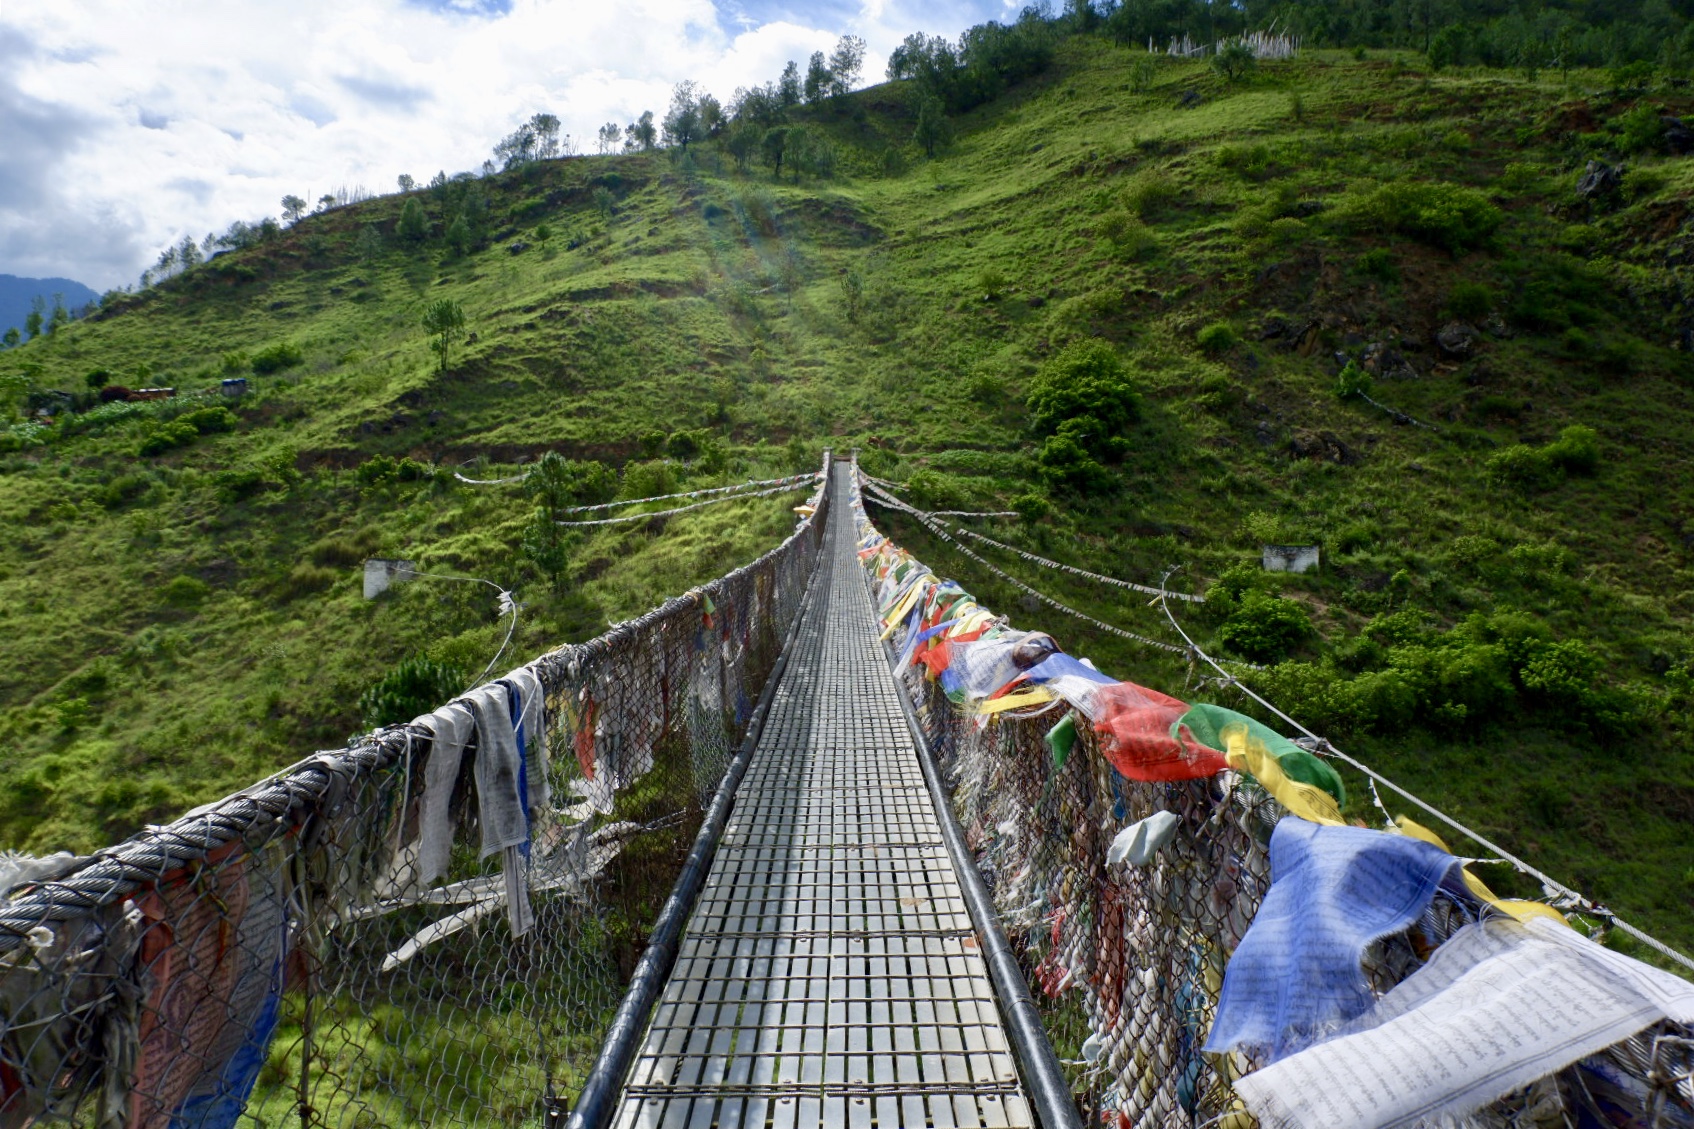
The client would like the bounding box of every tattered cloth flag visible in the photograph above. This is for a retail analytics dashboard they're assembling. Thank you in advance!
[1234,915,1694,1129]
[1205,818,1465,1062]
[1091,680,1230,782]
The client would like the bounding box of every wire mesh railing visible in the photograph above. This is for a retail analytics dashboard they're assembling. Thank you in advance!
[845,458,1694,1129]
[0,456,831,1128]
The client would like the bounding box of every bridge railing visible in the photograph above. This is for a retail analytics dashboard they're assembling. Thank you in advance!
[0,455,831,1128]
[845,459,1694,1129]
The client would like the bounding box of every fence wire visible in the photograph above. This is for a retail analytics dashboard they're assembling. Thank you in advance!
[845,461,1694,1129]
[0,458,831,1129]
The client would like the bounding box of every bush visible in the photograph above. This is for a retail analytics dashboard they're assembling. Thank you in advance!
[1446,281,1495,320]
[1356,181,1502,254]
[213,467,269,501]
[1099,211,1158,259]
[251,341,305,375]
[98,472,153,508]
[1035,431,1115,494]
[161,575,210,608]
[1026,341,1140,441]
[178,406,238,435]
[1196,322,1238,354]
[137,421,200,457]
[1544,425,1599,475]
[1486,444,1559,491]
[359,656,466,728]
[355,454,435,489]
[1123,169,1179,219]
[525,453,618,513]
[622,460,678,500]
[1357,248,1398,281]
[280,563,338,600]
[1218,591,1313,662]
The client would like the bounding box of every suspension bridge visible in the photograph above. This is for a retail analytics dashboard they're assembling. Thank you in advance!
[0,453,1688,1129]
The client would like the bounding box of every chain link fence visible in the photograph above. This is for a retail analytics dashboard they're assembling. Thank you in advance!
[0,458,831,1129]
[846,461,1694,1129]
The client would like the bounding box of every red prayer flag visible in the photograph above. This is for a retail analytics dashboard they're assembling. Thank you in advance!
[1091,681,1229,782]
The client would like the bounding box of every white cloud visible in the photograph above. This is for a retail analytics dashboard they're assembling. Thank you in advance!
[0,0,1000,289]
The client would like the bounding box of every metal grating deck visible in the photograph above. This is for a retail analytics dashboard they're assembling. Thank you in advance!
[613,465,1034,1129]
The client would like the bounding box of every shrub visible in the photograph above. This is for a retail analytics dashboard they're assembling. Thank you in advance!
[1266,217,1308,246]
[1544,425,1599,474]
[1486,444,1559,491]
[1196,322,1238,354]
[280,563,338,600]
[161,575,210,608]
[355,454,435,489]
[1013,492,1052,523]
[525,453,618,513]
[1612,104,1663,153]
[137,421,200,457]
[1123,169,1179,219]
[213,467,269,501]
[1026,341,1140,440]
[1218,591,1313,662]
[98,473,153,508]
[622,459,678,500]
[1098,211,1159,259]
[1446,281,1495,320]
[1356,181,1502,254]
[1357,248,1398,281]
[251,341,305,375]
[178,406,238,435]
[359,656,466,728]
[1035,431,1115,494]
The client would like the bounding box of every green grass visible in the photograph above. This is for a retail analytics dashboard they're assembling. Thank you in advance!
[2,41,1692,949]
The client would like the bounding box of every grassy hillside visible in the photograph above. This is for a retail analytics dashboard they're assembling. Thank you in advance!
[3,39,1692,949]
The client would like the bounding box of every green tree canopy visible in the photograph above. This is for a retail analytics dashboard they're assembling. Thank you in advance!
[422,299,466,373]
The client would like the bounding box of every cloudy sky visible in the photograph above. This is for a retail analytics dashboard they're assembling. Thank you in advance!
[0,0,1009,292]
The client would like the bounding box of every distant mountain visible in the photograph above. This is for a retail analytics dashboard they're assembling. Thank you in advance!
[0,274,101,337]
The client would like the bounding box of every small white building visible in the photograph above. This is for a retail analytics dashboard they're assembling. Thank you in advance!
[1262,544,1321,574]
[363,559,417,599]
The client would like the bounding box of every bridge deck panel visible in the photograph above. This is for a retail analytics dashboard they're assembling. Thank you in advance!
[612,466,1033,1129]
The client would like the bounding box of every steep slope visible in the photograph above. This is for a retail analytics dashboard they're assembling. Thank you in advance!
[2,40,1691,948]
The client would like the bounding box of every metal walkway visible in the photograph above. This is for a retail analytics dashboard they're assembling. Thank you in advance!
[613,465,1035,1129]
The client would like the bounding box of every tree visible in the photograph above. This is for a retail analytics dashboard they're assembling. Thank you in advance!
[444,215,470,257]
[398,197,428,243]
[761,127,789,179]
[804,52,831,105]
[597,121,620,155]
[828,35,866,99]
[725,121,759,170]
[397,173,416,192]
[624,110,657,151]
[662,81,704,151]
[422,299,466,373]
[177,234,202,271]
[281,194,307,224]
[355,224,383,263]
[2,328,18,348]
[25,297,44,339]
[698,93,725,140]
[913,96,953,156]
[778,60,802,106]
[316,193,337,213]
[494,112,562,169]
[46,294,68,336]
[1212,41,1257,82]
